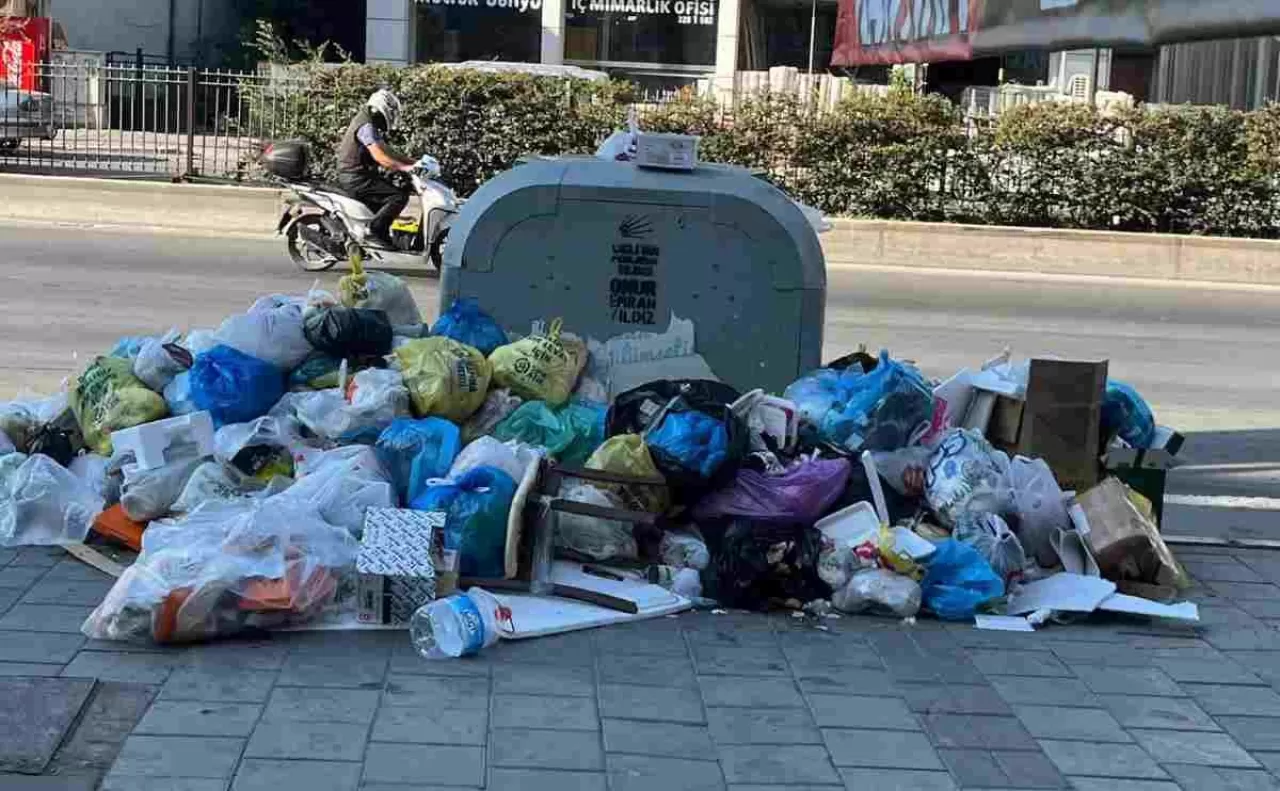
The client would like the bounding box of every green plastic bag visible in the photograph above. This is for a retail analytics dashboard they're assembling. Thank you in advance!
[492,401,604,466]
[71,357,169,456]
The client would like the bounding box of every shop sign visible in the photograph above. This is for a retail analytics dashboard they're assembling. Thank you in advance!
[570,0,716,26]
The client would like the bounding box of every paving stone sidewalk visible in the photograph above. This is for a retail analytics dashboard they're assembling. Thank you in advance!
[5,543,1280,790]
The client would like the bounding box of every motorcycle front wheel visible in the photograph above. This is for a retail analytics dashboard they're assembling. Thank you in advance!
[286,215,341,272]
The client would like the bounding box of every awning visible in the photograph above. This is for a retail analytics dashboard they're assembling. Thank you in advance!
[832,1,1280,67]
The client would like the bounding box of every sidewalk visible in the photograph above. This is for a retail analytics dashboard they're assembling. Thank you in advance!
[1,543,1279,790]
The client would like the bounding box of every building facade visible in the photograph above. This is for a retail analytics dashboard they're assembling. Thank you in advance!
[366,0,838,94]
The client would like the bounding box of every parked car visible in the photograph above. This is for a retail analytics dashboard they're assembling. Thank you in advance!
[0,89,58,150]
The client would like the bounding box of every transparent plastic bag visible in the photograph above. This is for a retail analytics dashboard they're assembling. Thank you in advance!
[120,451,206,522]
[276,446,395,536]
[214,416,297,482]
[0,403,37,452]
[296,369,410,445]
[1007,456,1069,568]
[659,527,710,570]
[0,428,14,456]
[70,453,120,507]
[924,428,1013,528]
[432,297,509,357]
[489,320,586,407]
[832,568,921,617]
[395,337,492,423]
[82,498,357,643]
[952,513,1027,583]
[163,372,197,417]
[920,539,1005,621]
[133,331,190,392]
[555,482,638,561]
[214,300,313,370]
[375,417,462,504]
[448,436,543,485]
[172,461,279,514]
[0,453,103,547]
[462,389,522,444]
[340,270,422,327]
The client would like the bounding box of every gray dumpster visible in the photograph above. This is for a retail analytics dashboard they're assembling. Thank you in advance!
[440,157,826,394]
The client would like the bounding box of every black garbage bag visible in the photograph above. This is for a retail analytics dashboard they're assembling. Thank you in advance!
[606,379,748,502]
[27,424,76,467]
[709,519,830,611]
[303,307,393,359]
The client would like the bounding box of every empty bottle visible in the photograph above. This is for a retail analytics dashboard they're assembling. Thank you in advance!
[410,588,504,659]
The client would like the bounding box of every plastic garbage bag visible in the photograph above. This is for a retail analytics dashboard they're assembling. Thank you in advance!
[647,410,729,479]
[462,389,522,444]
[339,269,422,327]
[375,417,462,504]
[133,330,191,392]
[433,297,509,357]
[0,453,103,547]
[214,300,312,370]
[71,356,170,455]
[660,527,710,570]
[953,512,1027,583]
[924,428,1013,528]
[489,320,586,407]
[164,372,197,416]
[289,352,344,391]
[120,451,206,522]
[1007,456,1069,568]
[492,401,605,466]
[713,520,829,611]
[785,351,933,452]
[27,423,76,468]
[214,417,297,482]
[694,456,851,524]
[0,429,14,456]
[295,369,410,445]
[0,403,37,452]
[188,345,283,430]
[110,336,149,360]
[171,461,281,514]
[1102,380,1156,449]
[832,568,922,618]
[70,453,120,506]
[448,436,543,485]
[411,465,517,579]
[303,306,394,359]
[395,337,493,423]
[554,482,638,561]
[184,329,219,357]
[919,539,1005,621]
[584,434,669,514]
[82,497,358,643]
[277,446,395,536]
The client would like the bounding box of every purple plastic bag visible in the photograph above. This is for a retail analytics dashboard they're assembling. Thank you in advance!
[694,457,852,524]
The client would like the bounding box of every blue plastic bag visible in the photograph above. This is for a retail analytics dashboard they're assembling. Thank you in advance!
[109,336,149,360]
[1102,380,1156,449]
[411,465,517,579]
[431,298,509,357]
[920,540,1005,621]
[188,345,284,429]
[646,410,729,478]
[784,350,934,452]
[163,371,197,416]
[376,417,462,505]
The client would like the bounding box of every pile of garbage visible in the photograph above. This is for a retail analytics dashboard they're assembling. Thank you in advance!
[0,267,1193,651]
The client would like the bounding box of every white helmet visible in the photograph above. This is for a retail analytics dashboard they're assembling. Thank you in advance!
[367,88,402,130]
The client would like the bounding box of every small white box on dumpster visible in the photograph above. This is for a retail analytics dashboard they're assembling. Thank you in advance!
[634,133,699,171]
[357,508,445,625]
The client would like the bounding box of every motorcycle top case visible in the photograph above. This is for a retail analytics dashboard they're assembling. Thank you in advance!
[261,140,309,180]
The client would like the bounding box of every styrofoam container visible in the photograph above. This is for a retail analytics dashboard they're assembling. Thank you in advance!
[815,501,937,560]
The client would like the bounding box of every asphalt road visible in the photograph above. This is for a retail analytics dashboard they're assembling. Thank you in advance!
[1,222,1277,540]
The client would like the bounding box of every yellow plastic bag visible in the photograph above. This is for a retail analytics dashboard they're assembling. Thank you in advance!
[585,434,669,514]
[488,319,585,407]
[71,356,169,456]
[394,337,492,423]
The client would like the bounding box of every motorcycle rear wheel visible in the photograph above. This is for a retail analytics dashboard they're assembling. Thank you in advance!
[286,215,341,272]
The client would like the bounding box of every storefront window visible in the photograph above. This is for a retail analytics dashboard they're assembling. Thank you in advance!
[739,0,836,71]
[414,0,542,63]
[565,0,717,66]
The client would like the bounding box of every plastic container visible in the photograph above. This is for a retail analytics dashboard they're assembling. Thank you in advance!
[410,588,504,659]
[815,501,937,561]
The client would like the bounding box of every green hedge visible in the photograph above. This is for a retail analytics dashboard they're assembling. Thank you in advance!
[255,63,1280,238]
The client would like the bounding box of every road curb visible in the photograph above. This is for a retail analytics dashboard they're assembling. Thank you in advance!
[1,174,1278,286]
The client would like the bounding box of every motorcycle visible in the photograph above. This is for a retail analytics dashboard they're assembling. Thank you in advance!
[275,157,460,274]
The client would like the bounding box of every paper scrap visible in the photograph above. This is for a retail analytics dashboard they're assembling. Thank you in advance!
[1007,573,1117,616]
[1099,593,1200,622]
[975,615,1036,632]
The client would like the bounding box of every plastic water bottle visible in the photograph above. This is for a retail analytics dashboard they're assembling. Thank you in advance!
[410,588,504,659]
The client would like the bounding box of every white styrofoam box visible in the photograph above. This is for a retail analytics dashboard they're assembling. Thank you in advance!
[109,411,214,471]
[815,501,936,560]
[634,133,699,171]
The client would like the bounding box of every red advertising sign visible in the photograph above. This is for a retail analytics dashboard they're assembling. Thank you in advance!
[1,17,50,91]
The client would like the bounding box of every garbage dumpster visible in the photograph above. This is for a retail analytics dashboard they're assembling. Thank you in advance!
[439,157,826,394]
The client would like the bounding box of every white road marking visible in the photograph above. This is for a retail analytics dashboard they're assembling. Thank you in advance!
[1165,494,1280,511]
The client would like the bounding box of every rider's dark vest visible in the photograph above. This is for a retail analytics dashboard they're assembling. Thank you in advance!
[337,108,387,178]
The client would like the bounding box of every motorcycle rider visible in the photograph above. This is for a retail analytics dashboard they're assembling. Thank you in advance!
[336,88,419,249]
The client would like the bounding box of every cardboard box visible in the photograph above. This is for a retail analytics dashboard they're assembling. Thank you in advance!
[1018,359,1108,492]
[1101,426,1185,528]
[356,509,446,625]
[1076,478,1189,589]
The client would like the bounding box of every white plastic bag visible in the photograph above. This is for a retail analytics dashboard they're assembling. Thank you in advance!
[296,370,409,444]
[924,429,1012,528]
[832,568,921,617]
[554,483,638,561]
[0,453,103,547]
[184,329,219,357]
[70,453,120,506]
[120,451,206,522]
[171,461,287,514]
[0,429,13,456]
[953,512,1027,582]
[1007,456,1069,568]
[132,329,186,392]
[660,527,710,571]
[214,417,295,466]
[276,446,395,535]
[344,271,421,326]
[214,301,312,370]
[448,436,542,485]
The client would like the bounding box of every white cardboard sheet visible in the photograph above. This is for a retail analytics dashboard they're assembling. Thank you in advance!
[1007,573,1117,616]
